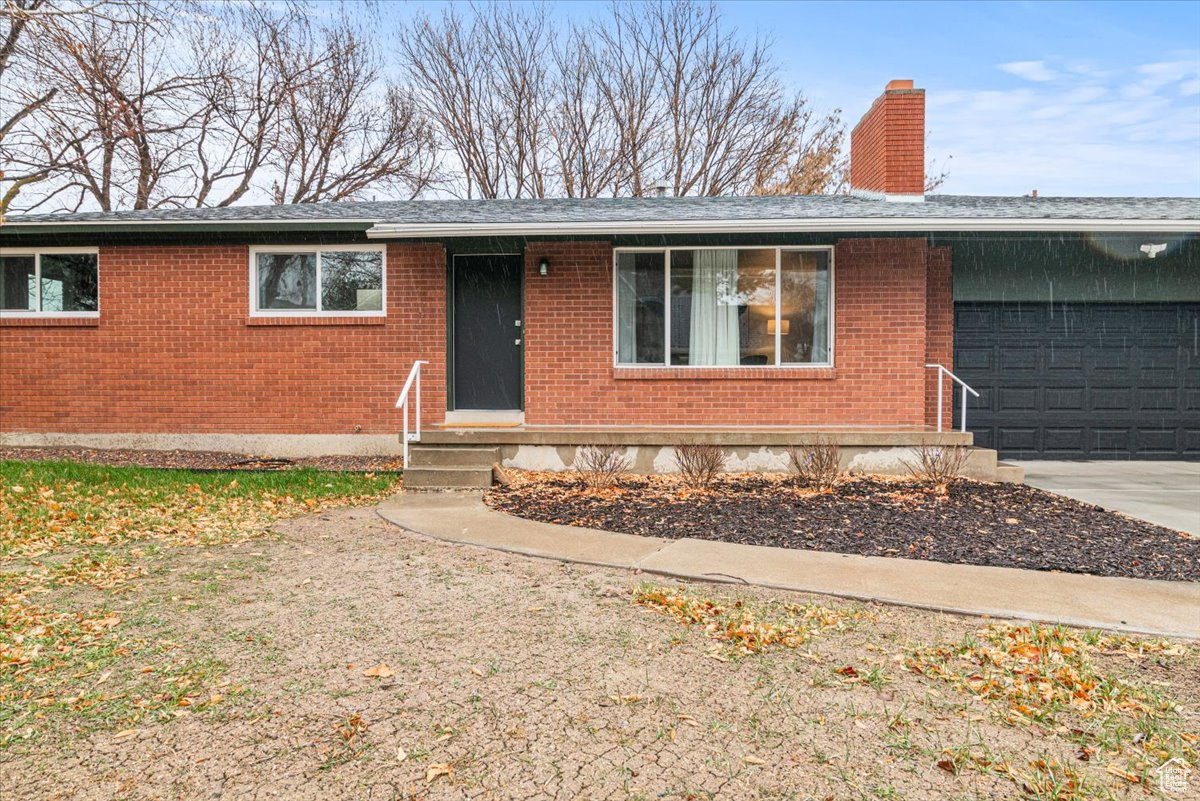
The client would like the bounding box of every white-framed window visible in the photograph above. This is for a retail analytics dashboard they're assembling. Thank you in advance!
[0,248,100,318]
[613,246,834,368]
[249,245,386,316]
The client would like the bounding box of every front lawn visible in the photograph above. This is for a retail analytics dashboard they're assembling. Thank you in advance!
[1,458,1196,800]
[0,460,398,748]
[486,472,1200,582]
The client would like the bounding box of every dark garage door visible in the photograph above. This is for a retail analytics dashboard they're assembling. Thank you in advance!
[953,302,1200,459]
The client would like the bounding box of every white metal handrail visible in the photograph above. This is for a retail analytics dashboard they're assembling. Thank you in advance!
[396,360,429,468]
[926,363,980,433]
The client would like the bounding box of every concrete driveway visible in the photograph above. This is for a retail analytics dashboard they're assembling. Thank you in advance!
[1013,461,1200,535]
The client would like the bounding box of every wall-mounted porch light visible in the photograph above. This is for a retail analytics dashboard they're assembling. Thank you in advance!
[538,257,550,276]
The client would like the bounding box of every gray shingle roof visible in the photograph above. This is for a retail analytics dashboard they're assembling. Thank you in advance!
[3,194,1197,228]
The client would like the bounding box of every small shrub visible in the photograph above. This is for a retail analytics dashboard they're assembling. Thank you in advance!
[787,439,841,491]
[575,445,631,489]
[903,444,970,490]
[673,443,724,489]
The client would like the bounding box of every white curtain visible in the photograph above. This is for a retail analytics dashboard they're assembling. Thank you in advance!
[811,264,830,363]
[689,250,740,365]
[617,265,637,363]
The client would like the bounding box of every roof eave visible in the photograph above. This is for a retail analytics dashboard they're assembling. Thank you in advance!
[364,218,1200,238]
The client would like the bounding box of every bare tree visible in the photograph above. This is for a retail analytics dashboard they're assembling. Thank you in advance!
[3,0,438,213]
[0,0,144,213]
[270,15,438,203]
[8,0,857,212]
[397,4,555,199]
[396,1,846,200]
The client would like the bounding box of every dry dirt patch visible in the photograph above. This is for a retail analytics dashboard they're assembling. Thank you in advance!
[2,506,1196,801]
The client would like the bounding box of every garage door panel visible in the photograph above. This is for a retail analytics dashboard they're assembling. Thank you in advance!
[1043,428,1086,453]
[1000,348,1039,370]
[1046,347,1084,370]
[1138,388,1178,411]
[1090,387,1132,410]
[997,428,1039,451]
[1092,306,1136,333]
[1137,307,1182,332]
[1140,346,1180,370]
[955,307,996,332]
[1093,428,1133,452]
[1089,347,1132,371]
[1136,429,1179,454]
[956,347,993,370]
[998,387,1039,411]
[954,302,1198,459]
[1045,387,1085,411]
[999,306,1051,332]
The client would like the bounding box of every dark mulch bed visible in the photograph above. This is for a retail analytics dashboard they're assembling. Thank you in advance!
[0,446,403,473]
[486,474,1200,583]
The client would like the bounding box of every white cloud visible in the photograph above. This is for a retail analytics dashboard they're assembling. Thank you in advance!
[998,60,1059,82]
[927,56,1200,195]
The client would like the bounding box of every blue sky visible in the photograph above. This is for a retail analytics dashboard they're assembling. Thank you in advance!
[383,0,1200,197]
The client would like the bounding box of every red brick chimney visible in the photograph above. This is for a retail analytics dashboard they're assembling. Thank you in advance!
[850,79,925,200]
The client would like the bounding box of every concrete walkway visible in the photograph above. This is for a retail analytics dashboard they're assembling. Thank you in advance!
[1014,460,1200,535]
[378,492,1200,640]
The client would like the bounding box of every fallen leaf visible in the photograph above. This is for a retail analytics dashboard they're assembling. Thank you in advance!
[363,663,395,679]
[426,763,451,783]
[396,747,407,762]
[743,755,766,766]
[469,666,484,677]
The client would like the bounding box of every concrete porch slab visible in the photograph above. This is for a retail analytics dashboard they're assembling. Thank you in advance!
[377,492,1200,640]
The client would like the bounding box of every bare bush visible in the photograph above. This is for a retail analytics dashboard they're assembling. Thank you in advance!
[673,443,724,489]
[575,445,631,489]
[902,444,971,490]
[787,440,841,491]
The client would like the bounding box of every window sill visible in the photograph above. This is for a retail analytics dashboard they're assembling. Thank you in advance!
[246,316,386,326]
[0,316,100,327]
[613,366,836,380]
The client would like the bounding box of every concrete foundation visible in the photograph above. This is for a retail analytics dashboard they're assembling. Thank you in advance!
[0,432,402,457]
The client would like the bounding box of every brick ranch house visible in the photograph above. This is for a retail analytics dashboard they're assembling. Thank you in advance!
[2,81,1197,487]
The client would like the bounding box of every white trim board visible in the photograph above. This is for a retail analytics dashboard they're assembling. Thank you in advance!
[367,218,1199,238]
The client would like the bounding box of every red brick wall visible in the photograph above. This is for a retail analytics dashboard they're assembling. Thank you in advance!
[522,238,942,427]
[925,245,955,428]
[0,242,447,433]
[2,238,952,433]
[850,81,925,196]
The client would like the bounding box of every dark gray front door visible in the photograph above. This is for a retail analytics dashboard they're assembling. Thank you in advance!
[452,254,523,410]
[954,302,1200,459]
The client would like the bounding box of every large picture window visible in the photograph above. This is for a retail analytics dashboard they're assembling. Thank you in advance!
[615,247,832,367]
[250,246,385,315]
[0,249,99,316]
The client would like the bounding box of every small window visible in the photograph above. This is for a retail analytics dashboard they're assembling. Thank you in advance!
[614,247,833,368]
[250,246,385,315]
[0,250,99,316]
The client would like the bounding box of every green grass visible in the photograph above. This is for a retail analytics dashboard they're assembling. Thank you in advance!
[0,459,396,501]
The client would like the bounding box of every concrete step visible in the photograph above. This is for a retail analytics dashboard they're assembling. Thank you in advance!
[960,446,998,481]
[995,462,1026,485]
[405,465,494,490]
[409,445,500,468]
